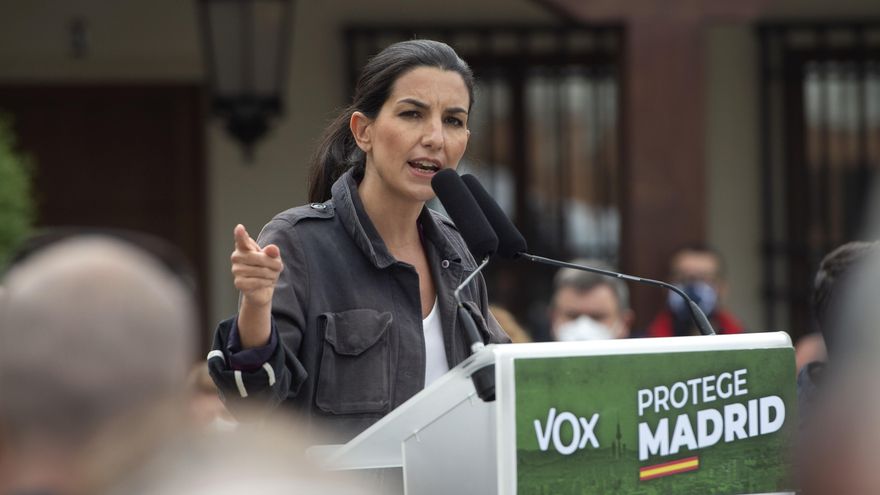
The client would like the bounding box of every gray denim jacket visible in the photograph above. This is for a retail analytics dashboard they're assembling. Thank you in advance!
[209,169,509,441]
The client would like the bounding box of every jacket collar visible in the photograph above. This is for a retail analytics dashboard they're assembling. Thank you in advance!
[330,168,463,269]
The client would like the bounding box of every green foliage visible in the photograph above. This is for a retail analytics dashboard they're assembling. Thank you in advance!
[0,114,34,268]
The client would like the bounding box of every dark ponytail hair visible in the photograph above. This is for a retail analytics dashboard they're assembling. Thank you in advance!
[307,39,475,203]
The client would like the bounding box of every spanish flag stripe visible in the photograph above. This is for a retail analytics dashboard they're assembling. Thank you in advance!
[641,458,699,477]
[640,461,699,480]
[640,455,700,471]
[641,460,699,478]
[639,456,700,481]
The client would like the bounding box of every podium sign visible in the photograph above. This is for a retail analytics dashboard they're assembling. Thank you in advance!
[513,348,796,494]
[316,333,797,495]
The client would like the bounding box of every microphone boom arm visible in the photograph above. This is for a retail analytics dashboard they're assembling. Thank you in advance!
[455,256,491,354]
[453,256,496,402]
[519,253,716,336]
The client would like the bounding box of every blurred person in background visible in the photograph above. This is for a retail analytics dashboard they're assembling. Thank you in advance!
[644,243,745,337]
[797,241,879,424]
[795,241,880,494]
[100,416,377,495]
[490,304,531,343]
[794,332,826,375]
[549,259,633,341]
[186,363,237,431]
[0,235,195,495]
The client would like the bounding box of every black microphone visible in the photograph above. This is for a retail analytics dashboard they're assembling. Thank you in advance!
[431,169,499,402]
[431,169,498,261]
[460,174,717,337]
[461,174,527,259]
[431,170,497,352]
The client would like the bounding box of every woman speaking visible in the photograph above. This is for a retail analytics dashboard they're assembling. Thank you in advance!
[208,39,510,441]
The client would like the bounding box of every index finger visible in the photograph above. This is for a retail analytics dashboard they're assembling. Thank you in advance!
[233,224,258,252]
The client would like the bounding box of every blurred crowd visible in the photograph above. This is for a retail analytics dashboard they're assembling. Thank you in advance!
[0,230,877,494]
[0,233,378,495]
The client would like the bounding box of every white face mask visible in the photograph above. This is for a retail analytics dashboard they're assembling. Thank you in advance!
[556,315,615,341]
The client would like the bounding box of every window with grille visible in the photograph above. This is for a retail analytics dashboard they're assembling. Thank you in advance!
[758,22,880,339]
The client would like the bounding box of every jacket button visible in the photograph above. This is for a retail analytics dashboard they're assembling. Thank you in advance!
[404,370,414,378]
[441,260,450,268]
[310,203,326,210]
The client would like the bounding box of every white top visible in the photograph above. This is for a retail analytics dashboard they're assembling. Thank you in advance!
[422,298,449,387]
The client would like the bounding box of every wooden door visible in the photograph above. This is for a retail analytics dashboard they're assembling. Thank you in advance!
[0,85,208,348]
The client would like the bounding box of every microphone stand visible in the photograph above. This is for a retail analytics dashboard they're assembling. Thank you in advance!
[519,253,717,336]
[454,256,497,401]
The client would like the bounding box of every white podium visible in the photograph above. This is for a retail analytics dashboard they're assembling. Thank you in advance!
[310,333,796,495]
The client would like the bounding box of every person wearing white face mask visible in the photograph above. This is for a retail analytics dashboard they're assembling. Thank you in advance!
[549,259,634,341]
[555,315,621,342]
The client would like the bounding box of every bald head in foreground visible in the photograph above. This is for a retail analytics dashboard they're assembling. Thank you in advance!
[0,236,195,494]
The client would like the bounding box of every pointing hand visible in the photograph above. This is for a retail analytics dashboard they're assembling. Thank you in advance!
[230,224,283,308]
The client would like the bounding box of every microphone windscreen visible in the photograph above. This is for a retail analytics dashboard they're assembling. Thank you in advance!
[431,169,498,260]
[461,174,528,258]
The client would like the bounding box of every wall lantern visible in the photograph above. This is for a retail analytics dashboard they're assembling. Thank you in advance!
[198,0,293,160]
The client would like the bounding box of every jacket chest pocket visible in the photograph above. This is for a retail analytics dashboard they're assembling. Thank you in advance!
[316,309,393,415]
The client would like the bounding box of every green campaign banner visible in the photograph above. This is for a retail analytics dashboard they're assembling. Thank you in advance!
[514,348,797,495]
